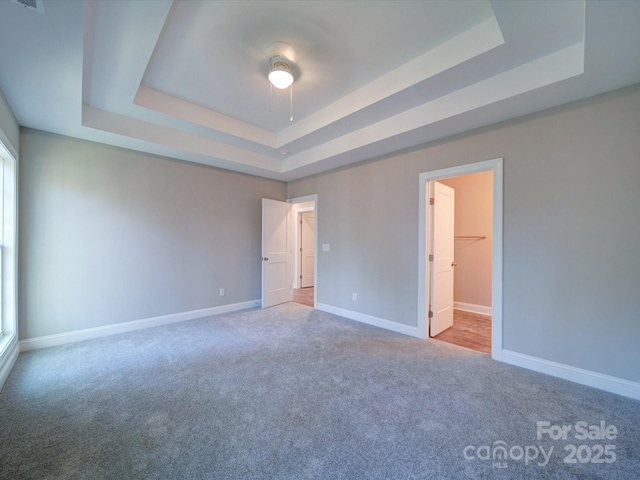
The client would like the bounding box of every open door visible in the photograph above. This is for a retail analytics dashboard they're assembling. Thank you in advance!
[429,181,455,336]
[299,211,315,288]
[262,198,292,308]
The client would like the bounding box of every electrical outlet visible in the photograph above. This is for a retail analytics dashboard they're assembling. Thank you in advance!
[219,288,225,296]
[352,293,357,301]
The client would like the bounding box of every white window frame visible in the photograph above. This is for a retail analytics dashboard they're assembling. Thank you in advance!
[0,139,18,388]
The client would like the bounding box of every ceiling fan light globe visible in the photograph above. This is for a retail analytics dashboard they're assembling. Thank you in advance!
[268,69,294,89]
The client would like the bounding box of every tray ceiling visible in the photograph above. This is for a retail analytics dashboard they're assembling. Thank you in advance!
[0,0,639,180]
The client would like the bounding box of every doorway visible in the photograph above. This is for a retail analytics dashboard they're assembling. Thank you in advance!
[431,172,493,354]
[418,159,503,360]
[261,195,317,309]
[290,195,317,308]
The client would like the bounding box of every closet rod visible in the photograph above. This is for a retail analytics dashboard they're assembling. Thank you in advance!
[454,235,486,239]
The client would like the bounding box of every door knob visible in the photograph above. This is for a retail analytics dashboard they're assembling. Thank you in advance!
[263,257,269,261]
[451,262,458,267]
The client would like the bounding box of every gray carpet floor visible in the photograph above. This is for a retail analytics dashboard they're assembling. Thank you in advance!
[1,302,639,479]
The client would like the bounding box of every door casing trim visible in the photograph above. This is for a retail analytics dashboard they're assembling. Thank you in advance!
[418,158,503,360]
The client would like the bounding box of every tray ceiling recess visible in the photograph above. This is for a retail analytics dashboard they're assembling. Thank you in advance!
[1,1,639,180]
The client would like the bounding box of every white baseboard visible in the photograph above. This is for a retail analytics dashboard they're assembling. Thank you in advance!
[502,350,640,401]
[0,339,19,391]
[19,300,261,352]
[315,302,420,338]
[454,301,492,316]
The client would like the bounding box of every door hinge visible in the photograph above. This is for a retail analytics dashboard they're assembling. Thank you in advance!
[300,275,302,280]
[429,197,434,205]
[428,310,433,318]
[428,254,434,262]
[300,248,303,252]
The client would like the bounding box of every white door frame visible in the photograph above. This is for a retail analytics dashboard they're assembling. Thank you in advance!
[288,194,318,306]
[418,158,503,360]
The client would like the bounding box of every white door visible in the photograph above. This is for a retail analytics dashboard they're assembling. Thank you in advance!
[299,211,315,288]
[430,181,455,336]
[262,198,292,308]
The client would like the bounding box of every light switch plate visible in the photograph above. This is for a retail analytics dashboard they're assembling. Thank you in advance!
[322,244,330,252]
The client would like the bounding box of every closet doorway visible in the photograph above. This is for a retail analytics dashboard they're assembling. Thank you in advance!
[418,158,503,360]
[431,172,493,354]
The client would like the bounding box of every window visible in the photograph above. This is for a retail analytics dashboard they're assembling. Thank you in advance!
[0,140,17,355]
[0,153,4,333]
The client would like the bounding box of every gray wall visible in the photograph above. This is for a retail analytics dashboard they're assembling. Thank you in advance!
[287,84,640,383]
[19,129,286,339]
[0,87,18,157]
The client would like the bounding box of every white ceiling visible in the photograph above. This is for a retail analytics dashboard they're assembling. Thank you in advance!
[0,0,639,181]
